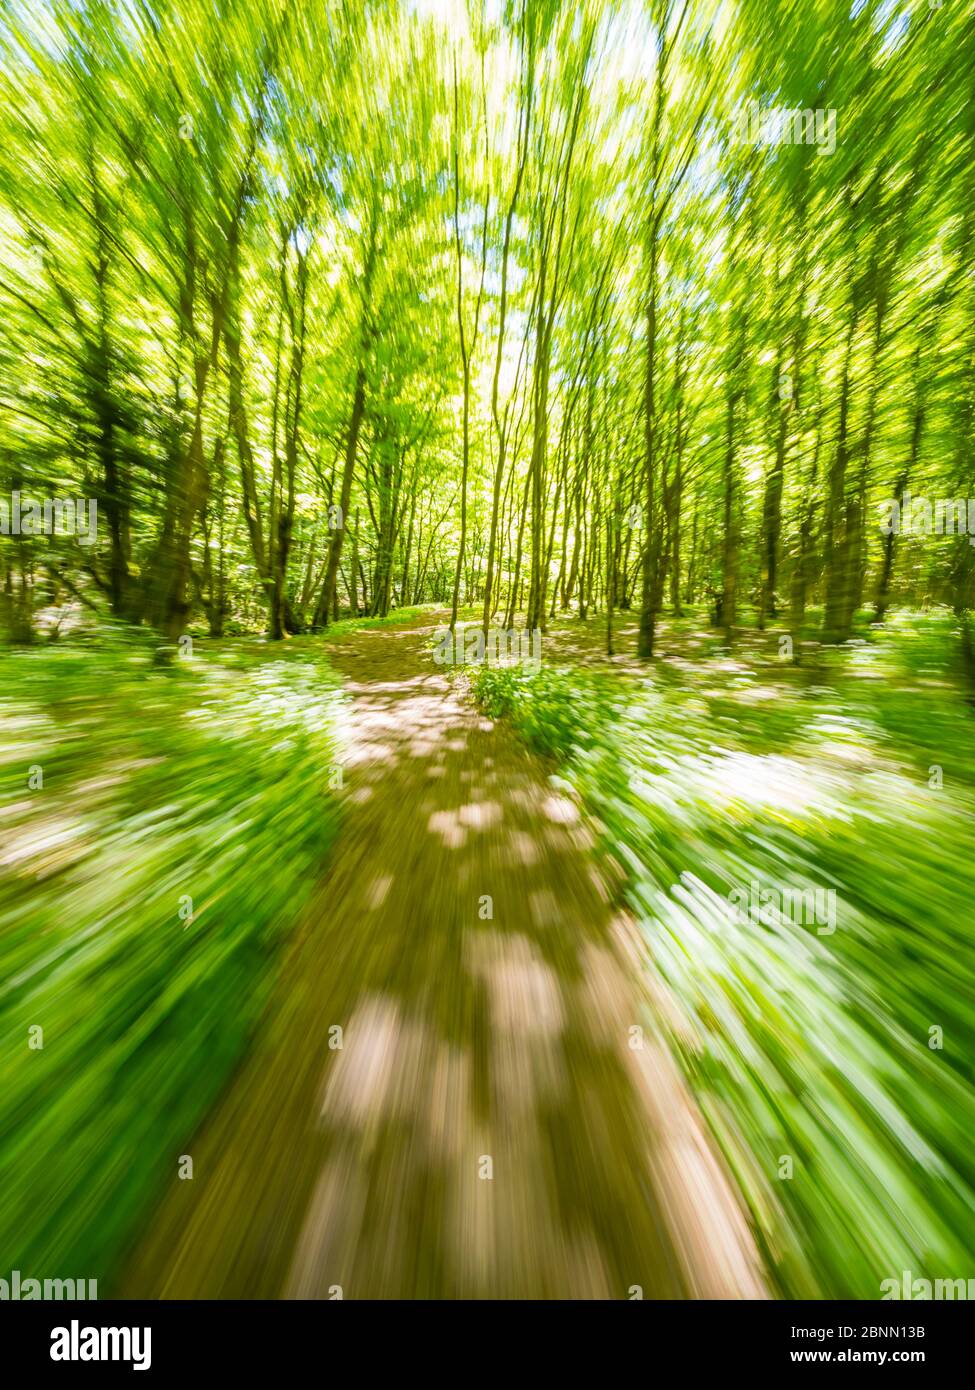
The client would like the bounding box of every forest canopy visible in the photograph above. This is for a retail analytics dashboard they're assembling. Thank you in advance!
[1,0,972,662]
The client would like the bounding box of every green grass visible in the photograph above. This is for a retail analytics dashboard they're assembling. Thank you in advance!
[0,629,345,1285]
[319,605,432,638]
[473,610,975,1298]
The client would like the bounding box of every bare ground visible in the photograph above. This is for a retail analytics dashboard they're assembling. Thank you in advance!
[120,614,766,1300]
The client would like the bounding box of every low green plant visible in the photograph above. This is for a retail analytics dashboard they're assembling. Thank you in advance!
[0,633,345,1284]
[474,620,975,1297]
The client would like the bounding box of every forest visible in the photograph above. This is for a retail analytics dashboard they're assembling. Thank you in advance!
[1,0,974,1305]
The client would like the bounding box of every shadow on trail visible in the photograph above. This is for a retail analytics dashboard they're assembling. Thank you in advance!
[120,616,764,1300]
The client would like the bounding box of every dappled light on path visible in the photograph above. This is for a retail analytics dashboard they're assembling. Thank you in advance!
[121,616,765,1300]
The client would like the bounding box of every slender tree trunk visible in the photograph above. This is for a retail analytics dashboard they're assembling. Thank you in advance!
[315,211,378,628]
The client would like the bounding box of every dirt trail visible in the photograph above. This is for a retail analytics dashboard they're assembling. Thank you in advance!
[121,615,765,1299]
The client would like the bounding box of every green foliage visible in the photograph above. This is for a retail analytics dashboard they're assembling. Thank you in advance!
[476,615,975,1297]
[322,605,432,638]
[0,634,344,1282]
[473,661,616,760]
[1,1,974,644]
[2,0,975,1306]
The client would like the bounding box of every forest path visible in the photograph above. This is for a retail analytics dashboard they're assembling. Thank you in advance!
[121,613,765,1299]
